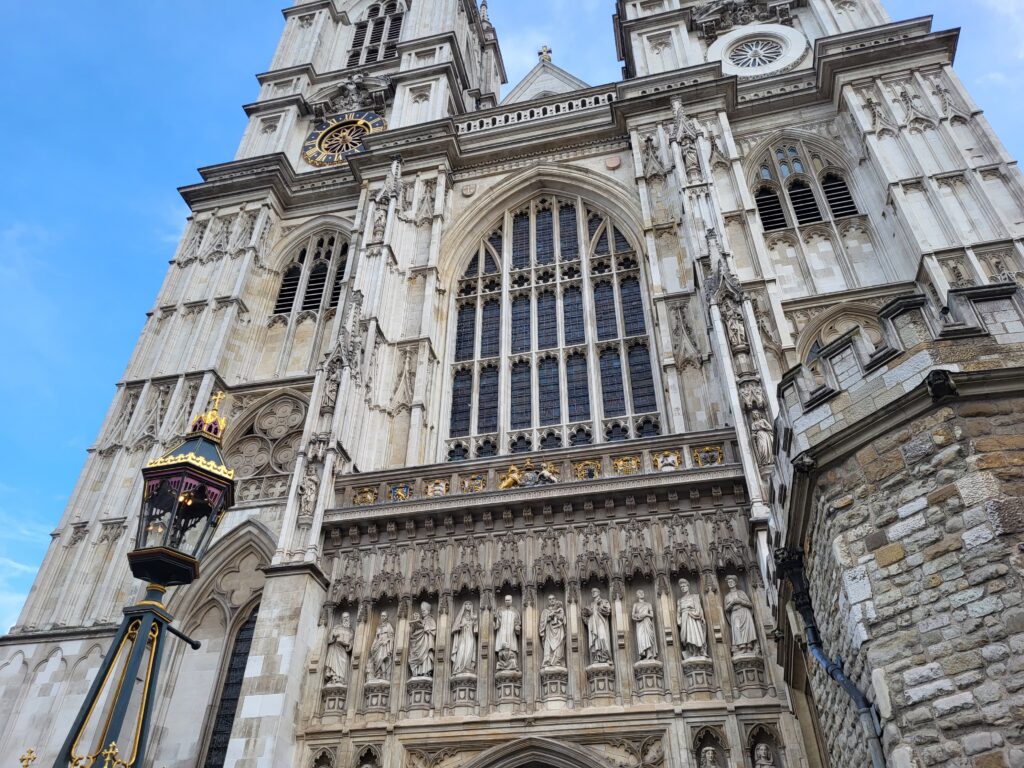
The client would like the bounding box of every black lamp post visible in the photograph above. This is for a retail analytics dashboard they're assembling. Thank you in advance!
[45,393,235,768]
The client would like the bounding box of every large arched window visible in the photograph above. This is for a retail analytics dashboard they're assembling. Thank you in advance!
[271,231,348,319]
[203,605,259,768]
[750,139,889,296]
[347,2,406,67]
[446,195,661,460]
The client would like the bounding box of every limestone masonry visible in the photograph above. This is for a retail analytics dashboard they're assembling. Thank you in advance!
[1,1,1022,767]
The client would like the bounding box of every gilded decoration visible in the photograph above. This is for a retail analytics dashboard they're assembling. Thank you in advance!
[353,487,379,506]
[574,460,602,481]
[389,483,413,502]
[425,478,450,497]
[692,445,725,467]
[613,456,642,476]
[499,459,559,489]
[653,450,683,472]
[462,474,486,494]
[145,451,235,481]
[18,749,37,768]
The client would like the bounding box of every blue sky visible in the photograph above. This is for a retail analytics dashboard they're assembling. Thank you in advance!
[0,1,1021,632]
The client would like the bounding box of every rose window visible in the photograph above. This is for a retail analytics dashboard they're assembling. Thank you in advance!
[728,38,784,68]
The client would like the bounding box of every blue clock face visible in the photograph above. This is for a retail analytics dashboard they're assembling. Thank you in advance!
[302,110,387,167]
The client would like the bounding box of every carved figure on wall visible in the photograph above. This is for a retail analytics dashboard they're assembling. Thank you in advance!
[750,410,775,465]
[725,306,747,349]
[724,575,759,654]
[632,590,658,660]
[298,465,319,518]
[754,743,775,767]
[583,587,613,665]
[641,133,670,180]
[700,747,721,768]
[498,464,524,490]
[494,594,521,672]
[676,579,708,658]
[408,601,437,678]
[538,594,567,668]
[369,611,395,680]
[371,198,387,243]
[451,601,478,675]
[324,612,353,685]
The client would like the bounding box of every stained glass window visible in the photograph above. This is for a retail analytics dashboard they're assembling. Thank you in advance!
[535,206,554,265]
[454,303,476,361]
[594,282,618,340]
[537,292,558,349]
[450,370,472,436]
[510,361,532,429]
[563,286,585,345]
[512,295,531,353]
[203,606,259,768]
[512,211,530,268]
[600,349,626,416]
[628,344,657,413]
[620,277,645,336]
[566,353,590,422]
[538,357,561,425]
[480,299,501,358]
[447,195,662,457]
[477,366,499,433]
[559,204,579,260]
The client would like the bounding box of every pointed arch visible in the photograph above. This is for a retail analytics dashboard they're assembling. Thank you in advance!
[265,215,355,274]
[793,301,886,362]
[460,737,617,768]
[440,163,646,287]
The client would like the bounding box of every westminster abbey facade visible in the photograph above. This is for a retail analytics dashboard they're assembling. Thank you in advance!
[3,1,1024,766]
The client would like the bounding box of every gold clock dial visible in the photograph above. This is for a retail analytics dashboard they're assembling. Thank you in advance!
[302,110,387,167]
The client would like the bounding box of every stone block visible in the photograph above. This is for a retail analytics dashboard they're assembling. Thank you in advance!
[875,543,906,567]
[962,524,996,549]
[933,691,975,714]
[905,677,956,704]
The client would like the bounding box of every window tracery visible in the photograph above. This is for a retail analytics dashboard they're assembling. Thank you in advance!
[347,2,406,67]
[446,195,661,460]
[750,139,887,295]
[271,231,349,319]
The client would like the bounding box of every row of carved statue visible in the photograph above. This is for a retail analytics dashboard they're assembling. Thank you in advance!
[325,576,759,687]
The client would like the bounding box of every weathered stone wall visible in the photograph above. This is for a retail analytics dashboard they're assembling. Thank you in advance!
[802,395,1024,767]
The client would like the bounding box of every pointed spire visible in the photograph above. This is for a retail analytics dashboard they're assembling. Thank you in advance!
[480,0,489,21]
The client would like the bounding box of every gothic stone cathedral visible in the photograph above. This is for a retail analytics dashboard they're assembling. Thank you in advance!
[3,1,1024,767]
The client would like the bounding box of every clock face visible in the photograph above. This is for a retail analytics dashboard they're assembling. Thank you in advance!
[302,110,387,167]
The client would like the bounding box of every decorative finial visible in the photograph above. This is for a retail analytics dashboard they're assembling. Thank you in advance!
[480,0,489,22]
[538,45,553,63]
[190,390,228,442]
[19,749,38,768]
[101,743,122,768]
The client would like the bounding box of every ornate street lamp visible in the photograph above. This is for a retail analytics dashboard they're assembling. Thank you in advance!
[39,393,235,768]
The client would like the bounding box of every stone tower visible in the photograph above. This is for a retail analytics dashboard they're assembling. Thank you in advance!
[2,1,1023,767]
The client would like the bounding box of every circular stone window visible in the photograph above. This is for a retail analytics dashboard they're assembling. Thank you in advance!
[706,24,809,80]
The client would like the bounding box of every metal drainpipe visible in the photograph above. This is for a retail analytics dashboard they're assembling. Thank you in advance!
[775,548,887,768]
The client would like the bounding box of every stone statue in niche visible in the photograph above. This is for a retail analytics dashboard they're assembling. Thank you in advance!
[493,594,522,672]
[369,611,395,680]
[676,579,708,658]
[724,575,759,655]
[408,601,436,678]
[538,594,567,668]
[700,746,721,768]
[324,612,353,685]
[297,465,319,518]
[632,590,658,660]
[725,305,748,349]
[583,588,613,665]
[750,409,775,465]
[371,198,387,243]
[451,601,478,675]
[754,743,775,767]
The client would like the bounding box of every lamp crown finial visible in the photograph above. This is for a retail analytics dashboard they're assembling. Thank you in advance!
[190,390,228,442]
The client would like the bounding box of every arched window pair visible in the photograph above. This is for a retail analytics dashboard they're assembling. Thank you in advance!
[447,195,661,461]
[347,2,406,67]
[272,232,349,317]
[753,143,858,232]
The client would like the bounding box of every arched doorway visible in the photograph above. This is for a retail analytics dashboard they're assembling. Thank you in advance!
[459,737,616,768]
